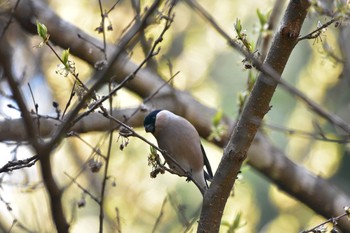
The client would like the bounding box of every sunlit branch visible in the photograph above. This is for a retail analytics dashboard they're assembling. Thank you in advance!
[184,0,350,135]
[0,155,39,173]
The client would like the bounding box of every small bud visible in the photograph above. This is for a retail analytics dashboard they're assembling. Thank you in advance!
[61,49,70,67]
[212,109,223,127]
[52,101,59,108]
[95,26,103,33]
[150,170,158,178]
[344,206,350,221]
[36,21,49,42]
[77,198,86,208]
[88,158,102,173]
[234,18,242,34]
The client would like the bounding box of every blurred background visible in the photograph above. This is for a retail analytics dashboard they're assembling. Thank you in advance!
[0,0,348,232]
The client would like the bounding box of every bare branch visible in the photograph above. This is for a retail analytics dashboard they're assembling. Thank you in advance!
[64,172,100,204]
[298,17,340,41]
[185,0,350,135]
[188,0,311,232]
[0,155,39,173]
[1,0,348,232]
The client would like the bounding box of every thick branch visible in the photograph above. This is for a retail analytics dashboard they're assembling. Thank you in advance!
[198,1,311,232]
[2,104,350,231]
[0,18,68,232]
[2,0,349,232]
[5,0,163,232]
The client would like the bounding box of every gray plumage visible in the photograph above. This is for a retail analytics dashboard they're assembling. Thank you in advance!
[144,109,213,194]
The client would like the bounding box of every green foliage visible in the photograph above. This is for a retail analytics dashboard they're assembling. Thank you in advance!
[222,212,246,233]
[247,70,257,91]
[212,108,224,127]
[256,9,271,32]
[208,109,227,142]
[36,21,49,44]
[234,18,252,52]
[237,90,248,115]
[61,49,70,68]
[256,9,267,28]
[234,18,242,35]
[56,49,76,78]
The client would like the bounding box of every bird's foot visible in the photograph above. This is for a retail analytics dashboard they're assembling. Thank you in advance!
[185,171,192,183]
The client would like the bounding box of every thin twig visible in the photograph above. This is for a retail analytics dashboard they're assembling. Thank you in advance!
[72,2,175,127]
[300,212,348,233]
[98,78,115,233]
[0,155,39,173]
[67,131,106,159]
[45,42,89,92]
[70,17,167,126]
[168,193,189,226]
[263,122,350,143]
[97,0,107,60]
[62,80,77,119]
[49,0,163,149]
[0,0,21,39]
[122,70,179,124]
[77,33,104,52]
[27,83,38,115]
[298,18,340,41]
[151,196,167,233]
[115,208,122,233]
[184,0,350,134]
[0,193,34,232]
[107,0,121,14]
[64,172,100,204]
[27,83,41,136]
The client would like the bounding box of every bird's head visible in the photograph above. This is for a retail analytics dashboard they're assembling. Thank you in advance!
[144,109,162,134]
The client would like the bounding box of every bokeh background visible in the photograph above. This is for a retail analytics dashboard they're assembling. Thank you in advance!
[0,0,349,232]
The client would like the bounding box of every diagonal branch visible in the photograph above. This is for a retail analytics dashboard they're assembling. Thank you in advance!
[4,0,350,231]
[4,0,163,232]
[191,0,311,232]
[185,0,350,135]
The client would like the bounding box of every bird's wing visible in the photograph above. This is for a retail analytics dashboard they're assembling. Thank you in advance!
[201,144,213,180]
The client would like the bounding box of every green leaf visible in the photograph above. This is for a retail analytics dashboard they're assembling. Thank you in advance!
[61,49,70,66]
[36,21,49,41]
[224,212,246,233]
[248,71,257,91]
[232,212,242,230]
[238,91,248,105]
[234,18,242,35]
[256,9,267,27]
[212,109,223,127]
[150,145,157,155]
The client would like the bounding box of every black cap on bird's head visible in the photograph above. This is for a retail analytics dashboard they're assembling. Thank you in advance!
[144,109,162,133]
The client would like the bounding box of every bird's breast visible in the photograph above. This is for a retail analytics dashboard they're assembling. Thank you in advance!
[155,123,204,175]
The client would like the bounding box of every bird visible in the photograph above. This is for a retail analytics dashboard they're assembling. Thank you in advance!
[143,109,213,194]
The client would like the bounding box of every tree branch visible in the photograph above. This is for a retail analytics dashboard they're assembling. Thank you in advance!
[1,0,349,231]
[194,0,311,232]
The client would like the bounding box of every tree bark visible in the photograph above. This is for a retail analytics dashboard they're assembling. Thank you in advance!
[198,0,311,232]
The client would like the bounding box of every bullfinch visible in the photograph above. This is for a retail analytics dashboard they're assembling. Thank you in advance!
[144,109,213,194]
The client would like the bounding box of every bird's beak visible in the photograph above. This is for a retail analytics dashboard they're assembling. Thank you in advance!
[145,124,154,133]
